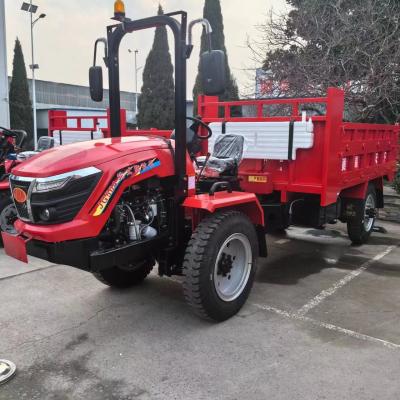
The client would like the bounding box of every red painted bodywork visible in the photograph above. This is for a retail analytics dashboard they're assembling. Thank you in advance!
[13,137,175,242]
[15,136,171,178]
[0,181,9,190]
[198,87,399,205]
[183,192,264,226]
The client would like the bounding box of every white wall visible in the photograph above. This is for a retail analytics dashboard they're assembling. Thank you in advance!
[0,0,10,128]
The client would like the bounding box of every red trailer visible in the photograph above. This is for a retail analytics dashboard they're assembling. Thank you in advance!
[48,109,172,143]
[192,87,398,244]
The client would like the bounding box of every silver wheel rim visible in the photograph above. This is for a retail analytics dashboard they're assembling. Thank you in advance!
[364,194,376,232]
[213,233,252,302]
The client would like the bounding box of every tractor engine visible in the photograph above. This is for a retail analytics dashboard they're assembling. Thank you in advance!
[100,180,168,249]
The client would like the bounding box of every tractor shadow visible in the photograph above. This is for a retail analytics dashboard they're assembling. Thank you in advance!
[90,225,399,318]
[256,226,400,286]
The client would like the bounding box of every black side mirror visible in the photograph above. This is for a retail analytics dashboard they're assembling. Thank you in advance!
[89,38,108,102]
[200,50,227,96]
[89,66,103,102]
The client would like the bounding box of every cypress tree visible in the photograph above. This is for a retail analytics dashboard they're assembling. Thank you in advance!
[193,0,240,114]
[9,38,33,147]
[137,5,175,130]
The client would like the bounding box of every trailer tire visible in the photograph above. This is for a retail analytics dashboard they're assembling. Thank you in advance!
[347,185,377,245]
[183,211,258,322]
[93,260,154,289]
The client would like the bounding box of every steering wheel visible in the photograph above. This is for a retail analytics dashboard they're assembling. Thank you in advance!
[0,127,27,149]
[186,117,213,140]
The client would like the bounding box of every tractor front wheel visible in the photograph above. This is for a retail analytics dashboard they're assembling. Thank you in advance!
[93,259,154,289]
[183,211,258,322]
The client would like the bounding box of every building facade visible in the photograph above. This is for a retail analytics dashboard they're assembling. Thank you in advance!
[23,79,138,135]
[5,73,194,137]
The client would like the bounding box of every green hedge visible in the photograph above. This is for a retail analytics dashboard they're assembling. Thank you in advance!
[393,165,400,194]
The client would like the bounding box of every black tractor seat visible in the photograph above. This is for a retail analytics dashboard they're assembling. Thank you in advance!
[197,134,244,176]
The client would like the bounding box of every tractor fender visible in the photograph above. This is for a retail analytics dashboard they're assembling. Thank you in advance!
[183,191,267,257]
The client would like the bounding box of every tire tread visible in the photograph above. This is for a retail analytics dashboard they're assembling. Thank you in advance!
[183,210,256,321]
[347,184,377,245]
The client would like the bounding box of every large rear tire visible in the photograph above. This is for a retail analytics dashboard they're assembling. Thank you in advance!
[183,211,258,322]
[347,185,377,245]
[93,259,154,289]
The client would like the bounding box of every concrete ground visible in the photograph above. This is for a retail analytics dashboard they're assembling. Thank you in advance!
[0,220,400,400]
[381,186,400,223]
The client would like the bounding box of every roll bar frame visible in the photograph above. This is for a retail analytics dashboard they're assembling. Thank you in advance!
[106,14,188,198]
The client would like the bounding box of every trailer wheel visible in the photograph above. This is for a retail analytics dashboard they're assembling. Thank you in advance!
[93,259,154,289]
[347,185,377,245]
[183,211,258,322]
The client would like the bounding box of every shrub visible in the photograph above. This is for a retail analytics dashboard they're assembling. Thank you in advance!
[393,165,400,194]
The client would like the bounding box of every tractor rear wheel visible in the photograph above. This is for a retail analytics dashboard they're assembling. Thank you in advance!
[347,185,377,245]
[93,259,154,289]
[183,211,258,322]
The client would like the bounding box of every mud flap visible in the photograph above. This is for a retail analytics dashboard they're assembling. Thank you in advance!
[1,232,29,263]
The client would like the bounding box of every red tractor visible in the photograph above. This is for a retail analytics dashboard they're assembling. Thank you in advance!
[3,5,398,322]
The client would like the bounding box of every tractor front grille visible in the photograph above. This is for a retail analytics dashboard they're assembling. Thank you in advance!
[9,172,101,225]
[30,174,101,224]
[9,178,32,221]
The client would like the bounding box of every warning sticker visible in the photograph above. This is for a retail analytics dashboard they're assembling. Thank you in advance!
[248,176,268,183]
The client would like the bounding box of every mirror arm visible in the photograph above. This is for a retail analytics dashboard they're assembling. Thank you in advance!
[93,38,109,68]
[187,18,213,58]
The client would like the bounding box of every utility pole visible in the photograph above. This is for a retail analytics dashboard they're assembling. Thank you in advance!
[128,48,142,127]
[0,0,10,128]
[30,0,37,146]
[21,1,45,148]
[134,49,138,116]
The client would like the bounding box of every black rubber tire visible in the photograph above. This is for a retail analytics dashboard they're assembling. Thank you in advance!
[93,260,154,289]
[347,185,377,245]
[183,211,258,322]
[0,192,13,246]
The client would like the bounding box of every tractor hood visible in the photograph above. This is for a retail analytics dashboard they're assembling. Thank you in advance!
[12,136,171,178]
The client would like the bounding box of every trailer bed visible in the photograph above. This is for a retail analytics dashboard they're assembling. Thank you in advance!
[199,88,398,206]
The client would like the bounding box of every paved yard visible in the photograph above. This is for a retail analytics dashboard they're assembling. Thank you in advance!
[0,221,399,400]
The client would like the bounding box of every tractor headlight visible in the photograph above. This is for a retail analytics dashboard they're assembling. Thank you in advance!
[33,167,102,193]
